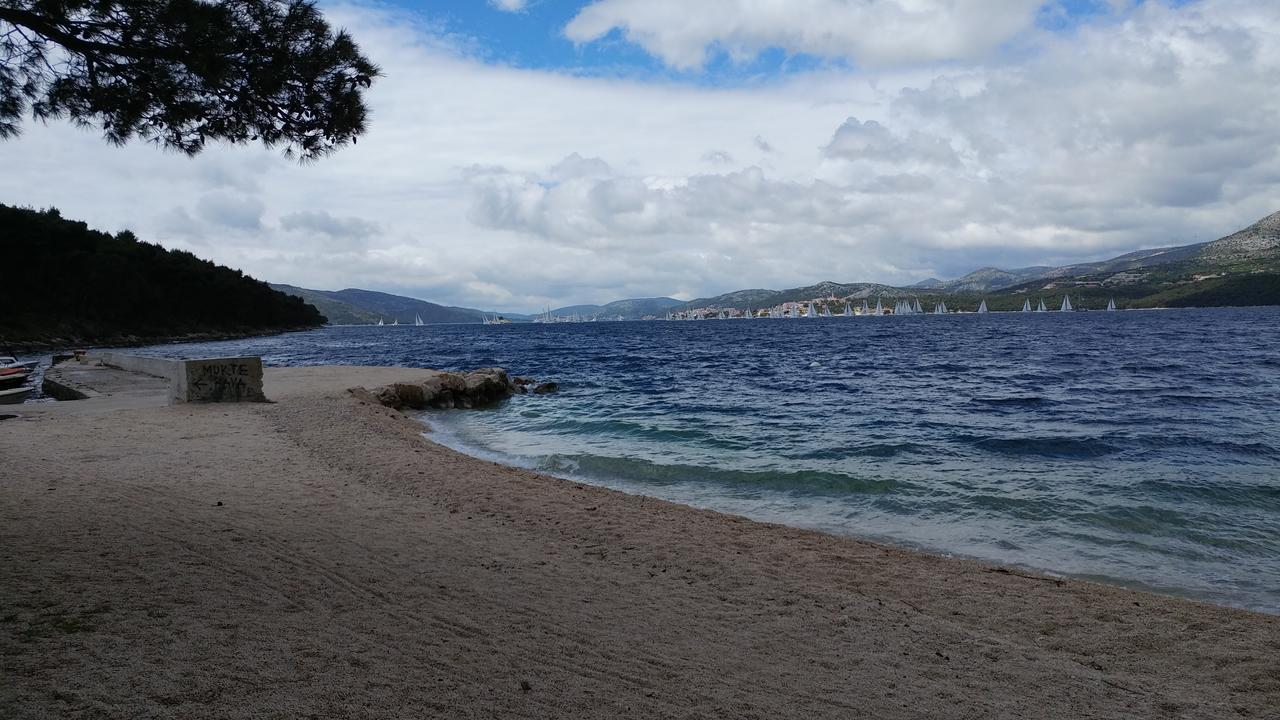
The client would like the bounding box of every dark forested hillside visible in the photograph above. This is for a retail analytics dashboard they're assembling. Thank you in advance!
[1,205,324,347]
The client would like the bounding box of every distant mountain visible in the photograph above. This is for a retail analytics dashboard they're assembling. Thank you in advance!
[930,266,1051,293]
[270,284,380,325]
[550,297,684,320]
[271,285,531,325]
[274,210,1280,328]
[1199,210,1280,263]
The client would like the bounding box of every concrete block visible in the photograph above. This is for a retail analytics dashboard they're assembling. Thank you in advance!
[174,357,267,403]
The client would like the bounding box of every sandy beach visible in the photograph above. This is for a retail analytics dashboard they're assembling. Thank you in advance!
[2,364,1277,719]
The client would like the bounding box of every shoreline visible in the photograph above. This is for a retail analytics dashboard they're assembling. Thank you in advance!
[2,324,323,354]
[419,410,1274,616]
[3,364,1277,717]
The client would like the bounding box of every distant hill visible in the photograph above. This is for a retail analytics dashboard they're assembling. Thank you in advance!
[663,210,1280,311]
[550,297,684,320]
[271,285,533,325]
[2,205,323,348]
[270,284,381,325]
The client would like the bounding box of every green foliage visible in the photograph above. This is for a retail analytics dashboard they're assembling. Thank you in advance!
[0,0,378,159]
[0,203,324,344]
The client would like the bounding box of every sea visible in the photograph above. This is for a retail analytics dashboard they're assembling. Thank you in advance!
[133,307,1280,614]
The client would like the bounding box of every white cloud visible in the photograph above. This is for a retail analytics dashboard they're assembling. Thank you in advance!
[1,0,1278,312]
[564,0,1046,69]
[490,0,527,12]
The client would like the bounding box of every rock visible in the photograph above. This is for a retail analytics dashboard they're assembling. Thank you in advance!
[463,368,514,407]
[364,367,522,412]
[374,385,402,409]
[513,376,535,386]
[533,382,559,394]
[392,383,426,409]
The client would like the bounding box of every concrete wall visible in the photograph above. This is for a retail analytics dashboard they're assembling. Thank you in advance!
[93,353,267,403]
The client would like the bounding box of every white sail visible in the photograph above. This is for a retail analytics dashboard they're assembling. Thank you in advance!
[823,306,832,317]
[844,303,853,317]
[977,299,988,313]
[874,298,883,315]
[414,314,424,326]
[914,298,924,314]
[1037,299,1047,312]
[1022,299,1031,312]
[1060,295,1073,312]
[376,317,384,326]
[1106,298,1116,312]
[807,303,817,318]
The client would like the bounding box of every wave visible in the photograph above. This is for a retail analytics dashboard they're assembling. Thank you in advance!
[959,434,1119,459]
[538,453,905,496]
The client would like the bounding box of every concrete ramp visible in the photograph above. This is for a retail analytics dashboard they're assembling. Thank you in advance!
[95,353,267,403]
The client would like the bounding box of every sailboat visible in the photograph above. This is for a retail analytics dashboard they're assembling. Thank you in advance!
[806,303,818,318]
[934,301,948,315]
[1022,299,1031,312]
[822,305,833,318]
[844,303,853,317]
[914,298,924,314]
[861,300,870,315]
[1106,298,1116,312]
[414,313,424,326]
[376,317,384,326]
[1036,299,1047,312]
[977,299,989,314]
[1060,295,1073,312]
[874,298,884,315]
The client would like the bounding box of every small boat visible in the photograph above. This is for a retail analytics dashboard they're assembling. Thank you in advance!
[1060,295,1073,312]
[391,318,399,326]
[0,368,31,389]
[1106,298,1117,312]
[844,303,853,317]
[0,356,37,371]
[933,301,948,315]
[376,318,384,326]
[414,314,424,326]
[1022,299,1031,312]
[977,299,989,313]
[914,298,924,314]
[1036,299,1047,312]
[874,298,884,315]
[806,303,818,318]
[0,385,34,404]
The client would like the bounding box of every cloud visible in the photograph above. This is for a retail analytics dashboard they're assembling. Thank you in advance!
[280,210,379,241]
[490,0,527,12]
[564,0,1046,69]
[822,117,959,166]
[195,192,264,231]
[1,0,1279,312]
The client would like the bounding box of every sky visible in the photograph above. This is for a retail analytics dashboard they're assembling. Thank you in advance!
[3,0,1278,312]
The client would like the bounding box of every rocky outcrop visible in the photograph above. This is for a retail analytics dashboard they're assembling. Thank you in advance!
[362,368,555,411]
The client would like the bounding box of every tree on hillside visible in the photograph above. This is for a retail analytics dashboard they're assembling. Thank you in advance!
[0,0,378,159]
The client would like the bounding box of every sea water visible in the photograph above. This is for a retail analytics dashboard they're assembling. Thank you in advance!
[136,307,1280,613]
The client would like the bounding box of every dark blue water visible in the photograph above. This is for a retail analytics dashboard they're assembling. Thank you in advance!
[136,308,1280,613]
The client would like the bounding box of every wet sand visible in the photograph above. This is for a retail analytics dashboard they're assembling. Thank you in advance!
[1,365,1277,719]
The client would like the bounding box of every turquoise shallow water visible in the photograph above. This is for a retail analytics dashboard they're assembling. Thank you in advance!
[137,307,1280,613]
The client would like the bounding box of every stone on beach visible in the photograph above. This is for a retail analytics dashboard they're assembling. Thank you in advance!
[366,368,533,410]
